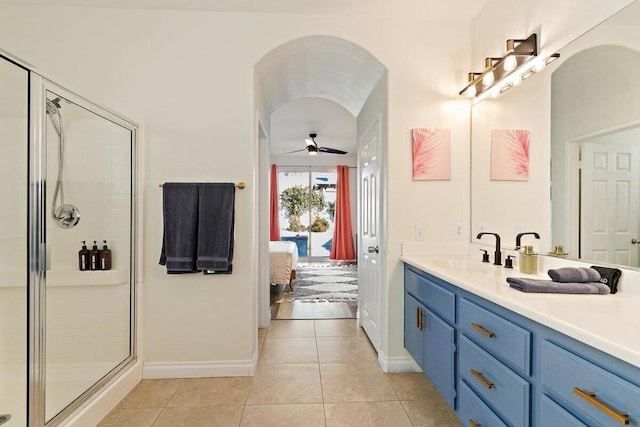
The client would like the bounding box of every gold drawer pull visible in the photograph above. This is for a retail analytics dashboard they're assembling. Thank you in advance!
[416,307,420,329]
[573,387,630,425]
[468,419,482,427]
[471,322,495,338]
[470,369,494,389]
[419,309,425,331]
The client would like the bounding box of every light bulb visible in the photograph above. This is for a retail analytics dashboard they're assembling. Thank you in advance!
[504,55,517,72]
[463,85,477,97]
[482,72,495,86]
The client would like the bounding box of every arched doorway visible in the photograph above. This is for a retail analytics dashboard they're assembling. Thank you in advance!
[254,35,387,351]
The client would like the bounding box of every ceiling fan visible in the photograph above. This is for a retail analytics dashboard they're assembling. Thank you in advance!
[284,133,348,155]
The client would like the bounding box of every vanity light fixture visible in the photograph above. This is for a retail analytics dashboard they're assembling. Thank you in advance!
[460,33,560,102]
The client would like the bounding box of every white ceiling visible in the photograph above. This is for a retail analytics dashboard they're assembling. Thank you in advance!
[3,0,489,21]
[270,98,356,158]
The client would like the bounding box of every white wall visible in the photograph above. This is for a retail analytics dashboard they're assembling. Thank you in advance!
[0,4,471,369]
[470,0,638,257]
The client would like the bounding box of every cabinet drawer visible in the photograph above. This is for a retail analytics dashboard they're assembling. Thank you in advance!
[458,380,508,427]
[541,340,640,427]
[459,298,531,375]
[459,335,530,427]
[405,267,455,323]
[540,395,587,427]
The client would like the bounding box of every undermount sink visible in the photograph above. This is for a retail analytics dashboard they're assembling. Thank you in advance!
[429,257,500,274]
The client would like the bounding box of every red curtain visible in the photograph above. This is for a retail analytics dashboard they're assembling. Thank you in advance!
[270,164,281,241]
[330,165,356,260]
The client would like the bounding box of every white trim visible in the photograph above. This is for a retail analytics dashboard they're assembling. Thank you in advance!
[143,354,258,379]
[63,361,143,427]
[377,351,421,373]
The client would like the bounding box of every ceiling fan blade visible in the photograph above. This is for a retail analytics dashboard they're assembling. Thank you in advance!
[318,146,348,155]
[282,148,308,154]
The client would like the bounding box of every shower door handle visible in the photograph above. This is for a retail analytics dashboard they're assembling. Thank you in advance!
[632,238,640,244]
[368,246,379,254]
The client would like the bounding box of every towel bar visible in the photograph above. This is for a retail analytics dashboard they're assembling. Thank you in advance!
[159,182,245,189]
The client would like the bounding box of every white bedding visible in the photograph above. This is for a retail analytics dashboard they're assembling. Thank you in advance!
[269,241,299,286]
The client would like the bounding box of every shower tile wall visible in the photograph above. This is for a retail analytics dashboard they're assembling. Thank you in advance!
[46,117,131,272]
[0,113,28,424]
[0,119,28,275]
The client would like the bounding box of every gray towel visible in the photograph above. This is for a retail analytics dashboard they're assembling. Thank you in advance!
[507,277,610,294]
[160,183,200,273]
[196,183,235,274]
[547,267,601,283]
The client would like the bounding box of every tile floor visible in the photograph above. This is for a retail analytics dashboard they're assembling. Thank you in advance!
[99,319,461,426]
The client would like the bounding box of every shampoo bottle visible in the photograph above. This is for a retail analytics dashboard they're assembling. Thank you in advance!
[78,241,90,271]
[99,240,112,271]
[519,245,538,274]
[89,241,100,271]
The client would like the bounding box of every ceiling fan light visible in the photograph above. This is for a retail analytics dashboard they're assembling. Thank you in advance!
[308,146,318,155]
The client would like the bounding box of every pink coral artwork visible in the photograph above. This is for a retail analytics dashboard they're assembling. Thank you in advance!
[412,128,451,181]
[490,129,530,181]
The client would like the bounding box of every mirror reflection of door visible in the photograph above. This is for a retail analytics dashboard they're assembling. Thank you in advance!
[579,127,640,267]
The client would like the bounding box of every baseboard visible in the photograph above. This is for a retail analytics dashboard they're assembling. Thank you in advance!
[64,361,143,426]
[143,353,258,379]
[377,351,422,373]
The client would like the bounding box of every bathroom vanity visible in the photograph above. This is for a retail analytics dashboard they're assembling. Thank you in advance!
[401,256,640,427]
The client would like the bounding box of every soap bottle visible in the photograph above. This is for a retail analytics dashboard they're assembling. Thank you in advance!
[99,240,112,271]
[89,240,100,271]
[519,245,538,274]
[78,241,90,271]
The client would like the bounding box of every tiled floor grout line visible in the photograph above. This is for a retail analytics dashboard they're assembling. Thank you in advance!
[313,320,329,427]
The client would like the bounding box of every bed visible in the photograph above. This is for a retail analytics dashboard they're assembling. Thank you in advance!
[269,241,298,290]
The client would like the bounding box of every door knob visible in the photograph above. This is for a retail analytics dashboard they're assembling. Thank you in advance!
[368,246,379,253]
[632,238,640,244]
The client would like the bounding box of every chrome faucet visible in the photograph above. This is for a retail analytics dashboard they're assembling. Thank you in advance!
[477,232,502,265]
[515,232,540,250]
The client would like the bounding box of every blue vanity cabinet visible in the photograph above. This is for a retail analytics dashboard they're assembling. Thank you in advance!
[404,292,425,370]
[541,340,640,426]
[404,266,456,408]
[403,262,640,427]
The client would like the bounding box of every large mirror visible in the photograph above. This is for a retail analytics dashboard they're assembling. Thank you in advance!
[471,0,640,268]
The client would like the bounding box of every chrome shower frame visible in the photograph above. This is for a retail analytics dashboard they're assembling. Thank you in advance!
[28,75,139,427]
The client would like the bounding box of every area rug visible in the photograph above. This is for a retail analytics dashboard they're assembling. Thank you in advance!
[292,264,358,302]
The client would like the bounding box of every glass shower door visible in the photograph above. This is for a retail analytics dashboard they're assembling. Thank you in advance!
[0,55,29,426]
[43,88,134,423]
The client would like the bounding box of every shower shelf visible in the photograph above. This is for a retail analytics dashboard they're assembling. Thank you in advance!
[0,269,129,288]
[46,269,129,287]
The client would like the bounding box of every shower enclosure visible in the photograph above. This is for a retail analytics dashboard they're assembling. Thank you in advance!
[0,50,137,426]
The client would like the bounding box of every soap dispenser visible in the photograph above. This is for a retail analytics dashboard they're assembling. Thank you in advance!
[519,245,538,274]
[78,241,90,271]
[99,240,112,271]
[89,240,100,271]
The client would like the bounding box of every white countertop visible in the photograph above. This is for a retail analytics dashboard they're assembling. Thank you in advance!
[401,255,640,369]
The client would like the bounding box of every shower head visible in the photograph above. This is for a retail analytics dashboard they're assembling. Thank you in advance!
[46,97,62,115]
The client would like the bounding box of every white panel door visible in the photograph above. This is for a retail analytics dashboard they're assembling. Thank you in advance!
[581,136,640,267]
[359,120,382,351]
